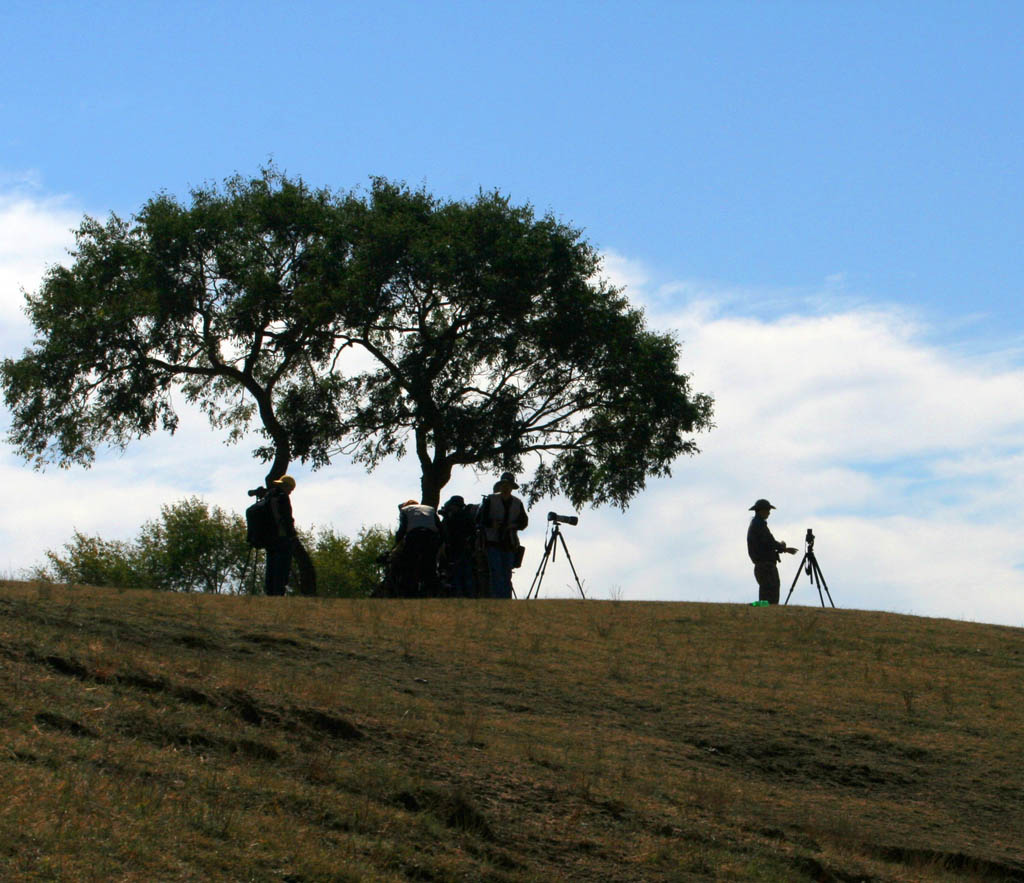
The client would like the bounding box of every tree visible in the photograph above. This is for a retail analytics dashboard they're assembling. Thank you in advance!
[0,168,355,593]
[323,180,714,508]
[303,524,394,598]
[136,497,250,594]
[3,170,713,531]
[32,496,391,596]
[37,531,150,589]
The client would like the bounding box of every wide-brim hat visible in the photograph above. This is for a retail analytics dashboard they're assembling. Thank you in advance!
[497,471,519,489]
[272,475,296,491]
[749,499,775,511]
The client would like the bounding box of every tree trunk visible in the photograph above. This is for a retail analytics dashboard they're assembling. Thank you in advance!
[419,459,453,510]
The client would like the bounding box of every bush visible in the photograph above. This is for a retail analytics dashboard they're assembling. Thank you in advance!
[306,525,393,598]
[34,498,392,596]
[137,497,251,594]
[39,531,151,589]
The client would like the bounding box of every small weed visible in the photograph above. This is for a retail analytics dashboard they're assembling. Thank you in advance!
[686,771,735,817]
[901,688,917,718]
[941,682,956,716]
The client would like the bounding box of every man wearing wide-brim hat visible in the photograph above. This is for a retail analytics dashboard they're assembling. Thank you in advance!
[477,472,529,599]
[746,499,796,605]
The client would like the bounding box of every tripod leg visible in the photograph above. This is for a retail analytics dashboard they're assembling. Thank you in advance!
[810,556,835,608]
[526,530,556,599]
[808,553,825,607]
[783,553,807,605]
[556,531,587,599]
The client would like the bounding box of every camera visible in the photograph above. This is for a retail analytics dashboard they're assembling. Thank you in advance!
[805,528,815,549]
[547,512,579,526]
[247,486,267,498]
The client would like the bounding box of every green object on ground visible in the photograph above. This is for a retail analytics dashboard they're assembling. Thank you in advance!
[750,600,770,607]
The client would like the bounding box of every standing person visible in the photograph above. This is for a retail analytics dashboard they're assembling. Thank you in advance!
[746,499,796,605]
[265,475,297,596]
[478,472,528,599]
[439,495,477,597]
[396,500,442,597]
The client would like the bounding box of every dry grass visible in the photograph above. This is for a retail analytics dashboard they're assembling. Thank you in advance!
[1,580,1022,881]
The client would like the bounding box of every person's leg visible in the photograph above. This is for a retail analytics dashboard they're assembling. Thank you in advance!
[400,534,423,597]
[755,563,780,604]
[766,564,780,604]
[486,546,506,598]
[452,556,473,597]
[423,532,442,597]
[496,548,514,599]
[754,563,771,604]
[266,539,293,596]
[265,548,277,595]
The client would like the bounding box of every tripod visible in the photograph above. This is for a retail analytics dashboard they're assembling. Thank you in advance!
[525,521,586,599]
[784,529,835,608]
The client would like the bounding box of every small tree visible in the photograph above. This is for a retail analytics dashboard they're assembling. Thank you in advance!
[136,497,250,594]
[37,531,151,589]
[306,525,393,598]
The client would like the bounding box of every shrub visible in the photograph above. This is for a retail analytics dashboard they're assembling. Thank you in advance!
[308,525,393,598]
[34,498,391,596]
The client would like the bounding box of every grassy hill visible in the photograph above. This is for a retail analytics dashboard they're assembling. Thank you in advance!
[1,581,1022,882]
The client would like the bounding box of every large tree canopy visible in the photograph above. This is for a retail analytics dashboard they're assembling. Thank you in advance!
[2,169,713,519]
[322,179,714,508]
[1,169,346,484]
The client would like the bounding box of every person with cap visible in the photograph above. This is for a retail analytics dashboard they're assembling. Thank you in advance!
[266,474,297,596]
[747,499,797,605]
[477,472,529,599]
[395,499,443,597]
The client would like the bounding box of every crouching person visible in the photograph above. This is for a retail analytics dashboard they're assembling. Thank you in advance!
[396,500,442,597]
[478,473,528,599]
[439,495,478,597]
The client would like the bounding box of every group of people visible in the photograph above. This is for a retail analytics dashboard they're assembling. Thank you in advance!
[257,470,530,598]
[262,471,798,604]
[388,471,528,599]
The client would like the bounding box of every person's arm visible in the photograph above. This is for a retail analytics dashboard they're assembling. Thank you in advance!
[514,502,528,531]
[278,494,297,537]
[767,525,797,556]
[396,509,408,542]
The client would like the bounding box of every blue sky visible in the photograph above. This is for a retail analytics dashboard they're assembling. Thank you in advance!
[2,2,1023,625]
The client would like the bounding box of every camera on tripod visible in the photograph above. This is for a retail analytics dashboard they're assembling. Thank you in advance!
[247,486,267,499]
[784,526,835,608]
[528,512,585,598]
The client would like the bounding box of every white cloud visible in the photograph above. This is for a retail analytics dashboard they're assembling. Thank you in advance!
[598,249,650,292]
[0,188,81,344]
[1,205,1022,627]
[551,289,1024,625]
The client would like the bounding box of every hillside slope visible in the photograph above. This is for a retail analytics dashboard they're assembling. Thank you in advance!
[1,582,1022,882]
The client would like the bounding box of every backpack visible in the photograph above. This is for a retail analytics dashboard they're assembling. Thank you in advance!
[245,495,277,549]
[442,504,478,557]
